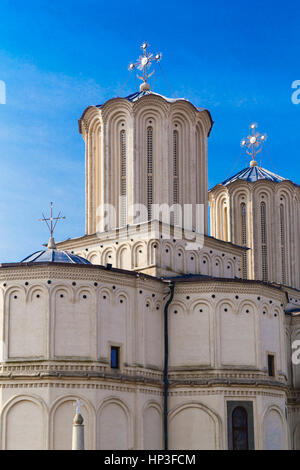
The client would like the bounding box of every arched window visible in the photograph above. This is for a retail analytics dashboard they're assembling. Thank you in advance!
[147,127,153,220]
[120,129,127,226]
[173,130,179,225]
[232,406,249,450]
[241,203,247,279]
[280,204,286,285]
[260,202,268,281]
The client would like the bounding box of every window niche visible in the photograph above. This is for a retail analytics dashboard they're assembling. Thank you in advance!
[110,346,121,369]
[227,401,255,450]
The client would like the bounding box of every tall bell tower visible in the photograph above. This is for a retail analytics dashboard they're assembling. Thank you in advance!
[78,43,213,236]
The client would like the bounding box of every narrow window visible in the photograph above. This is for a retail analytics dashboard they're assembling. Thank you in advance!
[147,126,153,220]
[110,346,120,369]
[232,407,249,450]
[120,129,127,226]
[241,203,247,279]
[224,206,228,241]
[227,401,254,450]
[260,202,268,281]
[280,204,286,285]
[173,130,179,225]
[268,354,275,377]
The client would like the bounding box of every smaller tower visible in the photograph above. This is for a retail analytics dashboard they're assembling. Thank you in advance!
[209,123,300,288]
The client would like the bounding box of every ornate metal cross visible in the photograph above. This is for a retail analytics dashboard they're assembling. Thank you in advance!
[241,123,267,163]
[128,42,162,86]
[39,202,66,237]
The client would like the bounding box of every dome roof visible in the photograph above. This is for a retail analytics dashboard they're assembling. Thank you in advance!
[21,238,91,265]
[124,90,191,105]
[95,90,208,113]
[21,249,91,265]
[220,165,288,186]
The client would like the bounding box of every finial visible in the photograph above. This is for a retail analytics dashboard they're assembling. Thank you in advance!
[47,237,56,249]
[73,414,84,425]
[128,42,162,91]
[72,400,85,450]
[241,123,267,167]
[39,202,66,249]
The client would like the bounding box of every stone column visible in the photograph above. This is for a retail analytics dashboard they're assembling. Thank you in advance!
[72,413,85,450]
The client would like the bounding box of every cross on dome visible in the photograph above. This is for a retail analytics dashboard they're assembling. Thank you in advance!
[240,123,267,167]
[39,202,66,249]
[128,42,162,92]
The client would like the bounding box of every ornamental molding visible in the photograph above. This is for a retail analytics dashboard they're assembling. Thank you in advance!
[173,283,284,301]
[169,388,286,398]
[169,378,287,390]
[0,265,162,290]
[0,381,163,395]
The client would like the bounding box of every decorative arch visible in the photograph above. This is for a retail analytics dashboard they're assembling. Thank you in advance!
[49,394,95,450]
[116,244,131,270]
[25,284,48,303]
[96,397,133,450]
[168,402,222,450]
[101,247,115,266]
[87,251,100,264]
[142,401,163,450]
[0,394,48,450]
[261,404,287,450]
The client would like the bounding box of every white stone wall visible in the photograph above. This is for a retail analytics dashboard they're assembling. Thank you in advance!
[0,265,166,368]
[57,225,244,279]
[0,384,163,450]
[168,389,288,450]
[169,282,287,377]
[0,264,294,449]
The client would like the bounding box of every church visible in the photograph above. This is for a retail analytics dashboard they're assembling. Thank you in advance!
[0,43,299,450]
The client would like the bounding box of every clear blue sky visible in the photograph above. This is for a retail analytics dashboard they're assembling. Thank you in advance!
[0,0,299,262]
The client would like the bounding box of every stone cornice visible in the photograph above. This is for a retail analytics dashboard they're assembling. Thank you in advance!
[0,263,164,290]
[172,279,286,302]
[0,261,289,305]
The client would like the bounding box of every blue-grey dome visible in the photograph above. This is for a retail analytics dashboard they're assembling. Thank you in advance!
[21,249,91,265]
[220,166,288,186]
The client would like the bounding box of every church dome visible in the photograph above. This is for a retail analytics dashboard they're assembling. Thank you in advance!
[220,165,289,186]
[21,249,91,265]
[94,90,211,117]
[21,237,91,265]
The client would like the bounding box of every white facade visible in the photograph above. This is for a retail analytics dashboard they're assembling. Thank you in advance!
[80,93,211,235]
[0,90,299,450]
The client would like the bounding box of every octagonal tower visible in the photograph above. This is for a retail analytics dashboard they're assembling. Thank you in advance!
[209,162,300,289]
[79,90,213,235]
